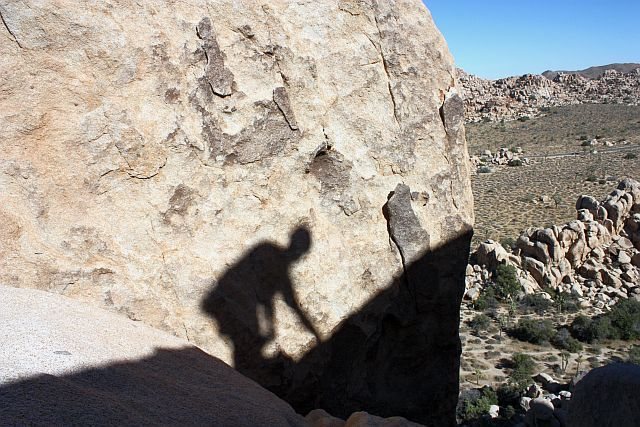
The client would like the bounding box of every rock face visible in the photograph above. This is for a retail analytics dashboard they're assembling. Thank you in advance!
[458,67,640,122]
[0,1,473,424]
[568,363,640,427]
[0,285,307,426]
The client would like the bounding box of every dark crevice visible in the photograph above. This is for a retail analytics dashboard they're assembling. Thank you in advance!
[373,16,400,128]
[0,9,22,48]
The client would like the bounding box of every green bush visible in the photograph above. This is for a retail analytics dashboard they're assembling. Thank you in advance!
[607,299,640,340]
[457,387,498,422]
[508,159,523,167]
[494,264,520,300]
[520,294,552,315]
[477,165,492,174]
[551,328,583,353]
[468,313,492,334]
[547,290,580,313]
[473,287,499,312]
[500,237,516,250]
[509,353,535,390]
[571,315,613,343]
[572,300,640,342]
[624,153,637,160]
[511,318,554,344]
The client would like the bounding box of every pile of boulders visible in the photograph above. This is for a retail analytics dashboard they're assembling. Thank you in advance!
[458,67,640,123]
[465,179,640,310]
[463,363,640,426]
[470,147,532,173]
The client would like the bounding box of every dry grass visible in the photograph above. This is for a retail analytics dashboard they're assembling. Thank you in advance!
[467,104,640,245]
[466,104,640,155]
[459,306,635,387]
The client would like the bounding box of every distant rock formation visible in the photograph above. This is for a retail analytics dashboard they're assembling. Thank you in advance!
[466,179,640,311]
[0,0,473,424]
[543,63,640,80]
[458,66,640,122]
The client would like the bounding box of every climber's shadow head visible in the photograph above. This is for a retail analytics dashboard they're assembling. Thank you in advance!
[287,226,312,261]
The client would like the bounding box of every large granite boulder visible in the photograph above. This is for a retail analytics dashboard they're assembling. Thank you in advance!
[0,1,473,424]
[568,363,640,427]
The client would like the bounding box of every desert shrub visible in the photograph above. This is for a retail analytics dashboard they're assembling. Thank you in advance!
[548,290,579,313]
[520,193,537,203]
[624,153,637,160]
[502,405,516,420]
[477,165,492,174]
[578,135,588,141]
[511,318,554,344]
[508,159,523,167]
[473,287,499,312]
[469,314,492,334]
[457,387,498,422]
[494,264,520,300]
[586,175,598,182]
[520,294,552,315]
[496,383,520,407]
[518,116,530,122]
[607,299,640,340]
[581,140,592,146]
[551,328,583,353]
[508,353,535,390]
[573,300,640,342]
[500,237,516,250]
[571,315,613,343]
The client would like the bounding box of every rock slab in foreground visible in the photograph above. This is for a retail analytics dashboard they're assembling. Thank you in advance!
[0,0,473,424]
[0,285,306,426]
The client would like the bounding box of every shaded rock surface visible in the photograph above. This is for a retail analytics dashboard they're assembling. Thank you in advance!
[568,363,640,427]
[0,0,473,425]
[0,285,306,426]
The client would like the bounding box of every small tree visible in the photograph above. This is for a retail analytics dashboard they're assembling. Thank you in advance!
[512,318,555,344]
[498,314,509,338]
[469,313,492,335]
[575,353,584,377]
[560,351,570,373]
[473,368,485,386]
[509,353,536,391]
[495,264,520,300]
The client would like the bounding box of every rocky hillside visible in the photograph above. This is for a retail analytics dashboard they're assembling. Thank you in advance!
[543,63,640,80]
[0,0,472,424]
[458,66,640,122]
[466,179,640,311]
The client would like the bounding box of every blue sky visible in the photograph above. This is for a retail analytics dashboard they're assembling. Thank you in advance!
[424,1,640,79]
